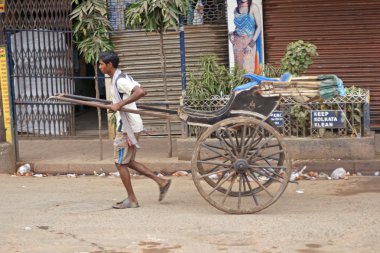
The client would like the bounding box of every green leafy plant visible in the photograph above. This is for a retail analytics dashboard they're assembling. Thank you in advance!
[262,63,282,78]
[281,40,318,76]
[347,104,362,123]
[71,0,114,64]
[228,66,249,91]
[344,86,365,136]
[186,55,247,100]
[125,0,188,32]
[70,0,114,160]
[125,0,189,96]
[345,86,365,96]
[290,104,309,126]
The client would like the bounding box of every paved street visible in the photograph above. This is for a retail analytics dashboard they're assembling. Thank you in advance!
[0,174,379,253]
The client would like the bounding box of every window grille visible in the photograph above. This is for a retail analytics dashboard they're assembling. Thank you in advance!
[107,0,227,31]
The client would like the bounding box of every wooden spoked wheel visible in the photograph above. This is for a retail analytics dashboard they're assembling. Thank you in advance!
[191,117,292,214]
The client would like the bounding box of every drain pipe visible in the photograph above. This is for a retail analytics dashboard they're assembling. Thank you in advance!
[179,16,188,137]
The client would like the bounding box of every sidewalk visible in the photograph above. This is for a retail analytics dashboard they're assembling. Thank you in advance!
[16,135,380,176]
[18,137,190,175]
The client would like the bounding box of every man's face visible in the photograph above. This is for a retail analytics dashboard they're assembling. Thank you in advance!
[99,60,111,75]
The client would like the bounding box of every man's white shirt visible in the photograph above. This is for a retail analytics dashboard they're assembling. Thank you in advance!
[111,69,144,133]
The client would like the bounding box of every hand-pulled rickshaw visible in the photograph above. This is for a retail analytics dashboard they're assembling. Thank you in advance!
[51,73,344,214]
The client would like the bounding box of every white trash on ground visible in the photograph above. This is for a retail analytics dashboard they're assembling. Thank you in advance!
[172,171,189,176]
[109,171,120,177]
[331,167,347,180]
[208,174,218,180]
[317,172,331,180]
[290,166,307,181]
[290,172,299,182]
[17,164,31,176]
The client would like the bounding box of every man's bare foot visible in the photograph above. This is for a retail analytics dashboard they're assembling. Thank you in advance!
[158,179,172,202]
[113,198,140,209]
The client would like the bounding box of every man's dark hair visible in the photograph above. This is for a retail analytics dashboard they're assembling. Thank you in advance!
[99,51,119,68]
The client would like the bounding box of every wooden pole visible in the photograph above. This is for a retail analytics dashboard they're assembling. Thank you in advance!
[49,95,179,121]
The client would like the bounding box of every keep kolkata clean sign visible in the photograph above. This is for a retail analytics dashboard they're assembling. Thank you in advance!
[311,110,345,128]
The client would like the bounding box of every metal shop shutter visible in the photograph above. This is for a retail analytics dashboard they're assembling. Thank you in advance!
[263,0,380,129]
[111,24,228,136]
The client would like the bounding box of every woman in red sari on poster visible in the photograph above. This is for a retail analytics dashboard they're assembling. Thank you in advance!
[229,0,263,74]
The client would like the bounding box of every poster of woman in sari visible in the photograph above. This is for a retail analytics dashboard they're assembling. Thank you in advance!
[228,0,264,74]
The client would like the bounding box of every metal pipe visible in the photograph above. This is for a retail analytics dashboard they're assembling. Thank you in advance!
[6,31,19,160]
[14,101,70,105]
[16,99,178,114]
[0,84,6,142]
[179,15,187,97]
[11,73,181,79]
[179,16,189,137]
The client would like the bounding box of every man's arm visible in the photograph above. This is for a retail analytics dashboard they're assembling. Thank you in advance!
[110,86,147,112]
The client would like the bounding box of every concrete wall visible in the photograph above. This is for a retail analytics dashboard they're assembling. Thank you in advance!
[177,135,375,161]
[284,136,375,160]
[0,143,16,174]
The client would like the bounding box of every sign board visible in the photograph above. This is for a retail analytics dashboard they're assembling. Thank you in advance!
[0,46,13,143]
[269,111,284,127]
[0,0,4,13]
[311,110,345,128]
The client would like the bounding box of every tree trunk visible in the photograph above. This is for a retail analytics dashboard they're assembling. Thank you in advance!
[94,64,103,160]
[159,29,172,157]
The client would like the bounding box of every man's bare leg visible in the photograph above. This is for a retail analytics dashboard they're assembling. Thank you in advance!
[128,160,172,201]
[116,164,138,203]
[127,160,169,188]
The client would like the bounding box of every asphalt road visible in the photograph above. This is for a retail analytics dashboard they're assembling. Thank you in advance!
[0,174,379,253]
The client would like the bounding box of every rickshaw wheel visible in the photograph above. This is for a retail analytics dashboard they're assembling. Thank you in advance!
[191,117,292,214]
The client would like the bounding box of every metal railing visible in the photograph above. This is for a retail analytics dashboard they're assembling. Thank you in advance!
[183,88,370,138]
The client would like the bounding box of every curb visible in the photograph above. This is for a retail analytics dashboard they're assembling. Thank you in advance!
[20,159,380,177]
[20,160,191,175]
[294,159,380,175]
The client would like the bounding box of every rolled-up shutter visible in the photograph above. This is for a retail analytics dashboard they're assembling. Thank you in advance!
[263,0,380,129]
[111,24,228,135]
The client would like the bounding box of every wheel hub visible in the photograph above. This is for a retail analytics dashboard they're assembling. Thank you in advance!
[233,159,249,173]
